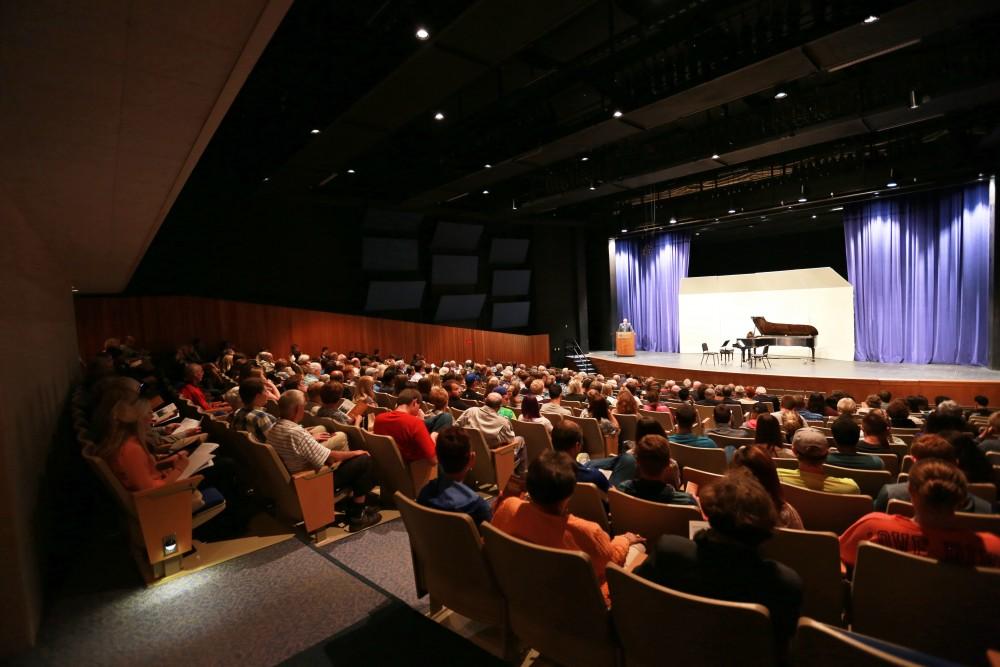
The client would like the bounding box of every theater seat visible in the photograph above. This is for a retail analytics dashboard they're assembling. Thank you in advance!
[607,487,702,542]
[568,482,610,534]
[793,618,926,666]
[361,430,436,506]
[511,419,552,466]
[460,427,515,494]
[779,484,871,534]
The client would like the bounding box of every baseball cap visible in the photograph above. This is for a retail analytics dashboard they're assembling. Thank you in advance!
[792,428,828,459]
[494,385,507,396]
[465,373,477,384]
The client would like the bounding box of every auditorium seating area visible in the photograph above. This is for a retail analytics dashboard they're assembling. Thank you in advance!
[67,336,1000,665]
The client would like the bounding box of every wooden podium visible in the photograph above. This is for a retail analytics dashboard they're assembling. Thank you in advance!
[616,331,635,356]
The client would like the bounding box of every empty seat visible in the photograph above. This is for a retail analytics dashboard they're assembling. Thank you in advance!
[607,487,702,542]
[481,522,618,667]
[511,419,552,466]
[606,564,774,667]
[779,484,872,534]
[669,440,728,476]
[563,415,609,457]
[759,528,845,625]
[461,427,516,494]
[821,464,892,498]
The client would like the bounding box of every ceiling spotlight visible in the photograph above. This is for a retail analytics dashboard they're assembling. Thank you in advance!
[589,183,597,191]
[415,26,430,40]
[909,90,919,110]
[811,215,817,219]
[262,177,269,182]
[512,199,518,210]
[797,184,808,203]
[863,14,879,24]
[886,168,898,188]
[484,163,492,169]
[620,228,627,233]
[831,206,844,211]
[71,286,79,293]
[774,90,788,100]
[612,110,623,118]
[346,168,355,174]
[695,232,701,236]
[580,156,590,162]
[482,189,489,195]
[727,208,736,214]
[669,217,677,224]
[310,129,321,134]
[434,111,445,121]
[711,153,720,160]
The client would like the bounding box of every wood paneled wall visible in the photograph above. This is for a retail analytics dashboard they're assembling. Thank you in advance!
[75,296,550,364]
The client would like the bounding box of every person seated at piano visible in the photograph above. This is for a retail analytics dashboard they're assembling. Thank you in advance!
[617,318,634,333]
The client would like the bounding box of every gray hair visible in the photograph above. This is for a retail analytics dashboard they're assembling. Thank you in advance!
[278,389,305,419]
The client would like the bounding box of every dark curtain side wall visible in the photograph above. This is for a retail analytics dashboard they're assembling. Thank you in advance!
[0,190,79,656]
[532,225,585,364]
[688,225,848,279]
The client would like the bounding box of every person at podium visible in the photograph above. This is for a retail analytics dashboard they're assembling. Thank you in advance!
[617,318,634,333]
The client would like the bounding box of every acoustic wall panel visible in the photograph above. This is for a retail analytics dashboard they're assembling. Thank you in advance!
[365,281,425,311]
[492,269,531,296]
[492,301,531,329]
[430,221,483,250]
[432,255,478,285]
[489,238,530,264]
[435,294,486,321]
[363,208,423,233]
[362,238,419,271]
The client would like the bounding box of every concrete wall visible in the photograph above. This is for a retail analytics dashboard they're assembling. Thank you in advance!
[0,188,79,656]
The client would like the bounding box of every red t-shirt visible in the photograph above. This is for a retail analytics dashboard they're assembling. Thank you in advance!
[839,512,1000,568]
[373,410,436,463]
[180,384,209,411]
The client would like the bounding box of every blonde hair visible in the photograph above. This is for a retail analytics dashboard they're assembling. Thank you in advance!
[97,397,152,461]
[356,375,376,400]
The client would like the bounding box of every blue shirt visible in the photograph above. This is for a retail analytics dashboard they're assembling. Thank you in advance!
[619,478,697,506]
[574,462,610,492]
[827,451,884,470]
[669,433,718,449]
[417,476,492,525]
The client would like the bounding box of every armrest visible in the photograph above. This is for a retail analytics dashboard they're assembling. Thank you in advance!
[490,444,517,493]
[132,475,204,565]
[292,467,335,533]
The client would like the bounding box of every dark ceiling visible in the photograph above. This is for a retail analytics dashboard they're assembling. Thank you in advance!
[133,0,1000,285]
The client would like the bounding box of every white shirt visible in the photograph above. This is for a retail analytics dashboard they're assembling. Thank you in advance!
[265,418,329,474]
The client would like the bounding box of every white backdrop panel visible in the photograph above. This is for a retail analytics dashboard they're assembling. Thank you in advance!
[678,267,854,361]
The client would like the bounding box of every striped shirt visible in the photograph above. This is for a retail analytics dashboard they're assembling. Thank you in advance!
[265,419,330,474]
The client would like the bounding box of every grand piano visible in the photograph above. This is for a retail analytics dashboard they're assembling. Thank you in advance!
[738,316,818,362]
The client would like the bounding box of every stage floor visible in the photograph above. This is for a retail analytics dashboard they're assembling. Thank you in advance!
[586,351,1000,404]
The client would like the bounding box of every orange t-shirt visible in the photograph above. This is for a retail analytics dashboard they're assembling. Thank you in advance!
[109,437,167,492]
[491,496,628,602]
[839,512,1000,568]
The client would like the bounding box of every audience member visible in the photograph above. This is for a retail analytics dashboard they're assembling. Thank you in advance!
[978,411,1000,454]
[455,393,525,453]
[857,412,893,454]
[230,378,277,442]
[707,405,752,438]
[827,417,884,470]
[745,402,770,430]
[776,428,860,494]
[613,386,639,415]
[416,427,491,525]
[753,413,794,459]
[423,386,454,434]
[267,390,379,530]
[564,379,586,403]
[518,395,553,433]
[841,460,1000,568]
[179,363,231,415]
[886,399,918,428]
[634,472,802,654]
[490,450,643,602]
[730,445,803,529]
[540,383,573,417]
[618,435,695,505]
[799,393,827,421]
[669,405,715,448]
[582,393,620,440]
[551,421,610,492]
[373,388,438,465]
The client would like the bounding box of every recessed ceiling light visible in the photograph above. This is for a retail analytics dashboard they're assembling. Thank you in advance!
[612,110,623,118]
[711,153,720,160]
[669,217,677,224]
[512,200,518,210]
[581,156,590,162]
[695,232,701,236]
[620,228,627,233]
[831,206,844,211]
[798,196,807,202]
[748,225,755,229]
[71,286,79,293]
[416,26,430,40]
[484,163,492,169]
[263,177,269,182]
[774,91,788,100]
[434,111,445,121]
[886,180,898,188]
[589,184,596,191]
[310,128,321,134]
[811,215,817,219]
[727,208,736,214]
[347,168,355,174]
[863,15,879,24]
[482,189,489,195]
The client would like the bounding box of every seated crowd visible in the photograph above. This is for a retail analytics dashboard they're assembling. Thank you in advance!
[81,336,1000,660]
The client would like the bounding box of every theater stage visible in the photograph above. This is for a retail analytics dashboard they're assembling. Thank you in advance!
[586,351,1000,405]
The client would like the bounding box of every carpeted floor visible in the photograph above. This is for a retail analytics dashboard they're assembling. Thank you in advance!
[13,539,388,667]
[319,517,428,614]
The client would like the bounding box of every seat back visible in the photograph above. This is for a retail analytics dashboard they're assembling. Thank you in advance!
[607,487,702,542]
[968,482,996,504]
[394,492,505,626]
[448,406,465,420]
[240,432,303,522]
[606,564,774,667]
[821,464,892,498]
[361,430,416,501]
[563,415,607,457]
[759,528,845,625]
[707,433,754,449]
[322,419,367,451]
[480,523,617,667]
[680,467,723,496]
[694,404,717,428]
[614,413,638,444]
[512,419,552,466]
[375,392,397,408]
[639,409,674,432]
[793,618,924,667]
[568,483,610,533]
[669,441,728,476]
[779,484,872,533]
[886,499,1000,534]
[81,444,137,516]
[462,427,499,489]
[852,542,1000,665]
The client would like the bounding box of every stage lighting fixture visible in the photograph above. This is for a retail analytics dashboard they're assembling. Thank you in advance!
[811,215,817,219]
[416,27,430,40]
[346,168,355,174]
[669,217,677,224]
[589,183,596,191]
[310,129,321,134]
[695,232,700,236]
[831,206,844,211]
[434,111,445,121]
[512,200,518,210]
[909,90,919,109]
[797,184,808,202]
[581,156,589,162]
[863,15,879,24]
[484,163,492,169]
[728,208,736,214]
[612,110,623,118]
[711,153,720,160]
[482,189,489,195]
[262,177,269,182]
[774,90,788,100]
[886,169,898,188]
[620,228,627,233]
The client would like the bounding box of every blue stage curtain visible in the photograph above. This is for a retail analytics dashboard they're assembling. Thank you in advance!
[615,233,690,352]
[844,181,993,365]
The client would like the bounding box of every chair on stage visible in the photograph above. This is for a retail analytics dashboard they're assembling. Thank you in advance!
[700,342,719,365]
[751,344,771,368]
[719,340,733,363]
